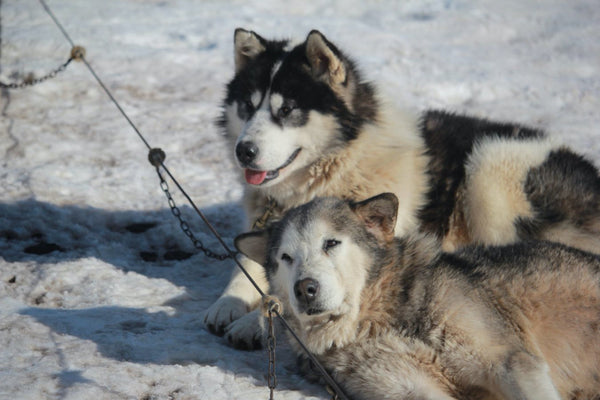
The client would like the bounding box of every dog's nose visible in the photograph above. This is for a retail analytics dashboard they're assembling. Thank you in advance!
[236,141,259,165]
[294,278,319,304]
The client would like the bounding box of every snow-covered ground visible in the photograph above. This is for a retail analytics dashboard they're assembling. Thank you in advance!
[0,0,598,399]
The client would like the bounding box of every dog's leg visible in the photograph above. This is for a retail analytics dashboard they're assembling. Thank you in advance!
[494,351,561,400]
[203,254,268,340]
[373,367,459,400]
[224,308,265,350]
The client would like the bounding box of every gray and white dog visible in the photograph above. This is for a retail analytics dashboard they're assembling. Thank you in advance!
[236,193,600,400]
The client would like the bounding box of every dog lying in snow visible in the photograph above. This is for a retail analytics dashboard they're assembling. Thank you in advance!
[204,28,600,350]
[236,193,600,400]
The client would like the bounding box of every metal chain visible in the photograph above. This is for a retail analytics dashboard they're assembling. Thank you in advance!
[154,165,231,261]
[5,0,351,397]
[267,307,278,400]
[0,57,71,88]
[0,45,84,89]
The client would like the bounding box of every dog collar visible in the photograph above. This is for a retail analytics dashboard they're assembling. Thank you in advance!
[252,197,279,230]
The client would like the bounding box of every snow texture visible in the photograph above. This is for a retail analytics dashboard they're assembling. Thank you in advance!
[0,0,599,399]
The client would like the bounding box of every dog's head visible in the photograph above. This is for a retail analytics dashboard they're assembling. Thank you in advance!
[235,193,398,322]
[220,29,377,187]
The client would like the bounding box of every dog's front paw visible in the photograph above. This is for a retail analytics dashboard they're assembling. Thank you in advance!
[203,296,250,336]
[224,309,265,350]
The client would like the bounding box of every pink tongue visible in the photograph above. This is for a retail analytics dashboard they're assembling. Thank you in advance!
[245,169,268,185]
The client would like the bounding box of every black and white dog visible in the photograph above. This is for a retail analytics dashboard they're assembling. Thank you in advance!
[204,28,600,350]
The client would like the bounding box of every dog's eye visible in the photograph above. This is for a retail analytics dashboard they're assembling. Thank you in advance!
[238,99,255,119]
[281,253,293,263]
[323,239,341,253]
[278,105,293,118]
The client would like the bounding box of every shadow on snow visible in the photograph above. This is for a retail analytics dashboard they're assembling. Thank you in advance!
[1,199,321,395]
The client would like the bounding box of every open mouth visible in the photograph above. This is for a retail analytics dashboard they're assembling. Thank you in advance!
[244,148,301,185]
[305,308,324,316]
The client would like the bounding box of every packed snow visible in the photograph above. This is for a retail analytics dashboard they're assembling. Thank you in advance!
[0,0,599,399]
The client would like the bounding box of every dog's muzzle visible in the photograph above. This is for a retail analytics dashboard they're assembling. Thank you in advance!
[236,140,259,166]
[294,277,323,315]
[238,145,302,186]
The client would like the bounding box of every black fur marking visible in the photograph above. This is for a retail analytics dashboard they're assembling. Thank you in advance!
[264,224,284,279]
[448,242,535,278]
[418,110,545,238]
[270,44,377,141]
[220,32,378,143]
[446,240,600,281]
[263,201,317,278]
[219,39,288,127]
[269,96,308,128]
[517,148,600,239]
[389,238,441,340]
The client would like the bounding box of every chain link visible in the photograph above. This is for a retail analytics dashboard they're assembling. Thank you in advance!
[0,44,84,89]
[0,56,73,89]
[267,307,278,400]
[155,167,231,261]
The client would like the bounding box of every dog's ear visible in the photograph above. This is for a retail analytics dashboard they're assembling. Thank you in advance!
[305,30,346,85]
[234,230,270,266]
[234,28,267,72]
[351,193,399,242]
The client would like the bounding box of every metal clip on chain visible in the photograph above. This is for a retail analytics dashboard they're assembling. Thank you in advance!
[0,45,84,89]
[70,45,86,61]
[148,148,231,261]
[253,197,277,230]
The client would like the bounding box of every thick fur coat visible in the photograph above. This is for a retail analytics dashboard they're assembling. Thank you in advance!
[236,194,600,400]
[204,28,600,350]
